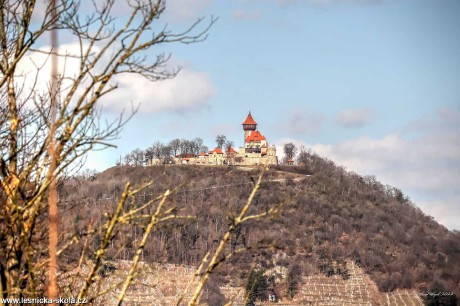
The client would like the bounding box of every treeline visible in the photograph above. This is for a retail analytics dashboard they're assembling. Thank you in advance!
[119,135,235,166]
[118,138,209,166]
[60,152,460,304]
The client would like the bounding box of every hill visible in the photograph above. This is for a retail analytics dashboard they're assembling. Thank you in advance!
[58,151,460,305]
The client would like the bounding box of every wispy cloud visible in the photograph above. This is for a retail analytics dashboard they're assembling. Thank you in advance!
[278,108,325,135]
[230,0,380,8]
[232,10,262,21]
[276,0,381,5]
[164,0,214,22]
[336,108,375,128]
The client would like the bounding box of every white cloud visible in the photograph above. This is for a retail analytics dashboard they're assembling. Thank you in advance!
[417,195,460,231]
[337,108,375,128]
[16,44,87,106]
[16,44,215,115]
[312,133,459,192]
[101,66,216,114]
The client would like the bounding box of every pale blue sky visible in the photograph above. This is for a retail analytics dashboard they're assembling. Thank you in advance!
[82,0,459,230]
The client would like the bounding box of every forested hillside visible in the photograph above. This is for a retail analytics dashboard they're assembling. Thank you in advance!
[59,151,460,304]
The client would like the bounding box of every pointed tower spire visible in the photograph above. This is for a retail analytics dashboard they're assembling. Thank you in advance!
[242,112,257,143]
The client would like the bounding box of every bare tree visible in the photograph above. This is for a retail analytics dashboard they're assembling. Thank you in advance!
[199,144,209,154]
[225,140,234,152]
[191,137,204,155]
[151,141,166,163]
[297,145,310,165]
[215,134,227,149]
[123,152,133,166]
[144,147,155,165]
[179,138,191,154]
[160,144,172,163]
[169,138,181,156]
[131,148,145,166]
[0,0,214,301]
[283,142,298,162]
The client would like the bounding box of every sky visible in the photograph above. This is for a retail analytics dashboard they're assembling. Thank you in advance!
[47,0,459,230]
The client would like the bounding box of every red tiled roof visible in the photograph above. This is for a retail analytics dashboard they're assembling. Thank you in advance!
[227,147,237,153]
[245,130,266,142]
[209,148,224,154]
[177,153,196,158]
[198,152,208,156]
[242,113,257,125]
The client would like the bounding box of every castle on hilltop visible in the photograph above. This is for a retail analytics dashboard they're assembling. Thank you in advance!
[236,112,278,165]
[157,112,278,166]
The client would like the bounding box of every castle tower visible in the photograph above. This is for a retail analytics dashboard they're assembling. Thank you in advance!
[242,112,257,143]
